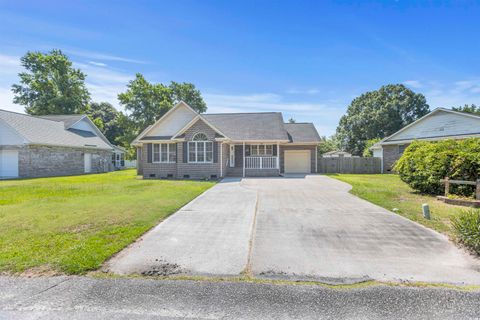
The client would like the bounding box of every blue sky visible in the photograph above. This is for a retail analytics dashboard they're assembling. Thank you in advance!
[1,1,479,136]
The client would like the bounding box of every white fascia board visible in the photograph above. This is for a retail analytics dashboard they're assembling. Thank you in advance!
[171,114,229,139]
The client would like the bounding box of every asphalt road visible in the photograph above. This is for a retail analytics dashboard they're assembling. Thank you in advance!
[0,276,479,319]
[107,175,480,285]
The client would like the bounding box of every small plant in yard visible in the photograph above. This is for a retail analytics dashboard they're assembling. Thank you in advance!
[451,209,480,255]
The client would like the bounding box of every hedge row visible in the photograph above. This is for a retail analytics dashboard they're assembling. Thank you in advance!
[394,138,480,196]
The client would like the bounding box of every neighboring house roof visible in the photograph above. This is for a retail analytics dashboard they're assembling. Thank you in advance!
[0,109,113,150]
[202,112,289,141]
[284,123,321,143]
[371,107,480,149]
[38,114,85,128]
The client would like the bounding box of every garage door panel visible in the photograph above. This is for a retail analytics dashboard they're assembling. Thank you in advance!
[0,150,19,178]
[284,150,311,173]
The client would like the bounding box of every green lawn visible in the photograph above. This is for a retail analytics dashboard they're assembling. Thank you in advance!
[0,170,214,275]
[329,174,464,236]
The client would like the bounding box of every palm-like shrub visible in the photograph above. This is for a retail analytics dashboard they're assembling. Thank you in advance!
[451,209,480,254]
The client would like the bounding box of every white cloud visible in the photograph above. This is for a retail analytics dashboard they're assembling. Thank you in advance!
[286,88,321,95]
[424,79,480,108]
[403,80,423,89]
[88,61,107,67]
[64,48,147,64]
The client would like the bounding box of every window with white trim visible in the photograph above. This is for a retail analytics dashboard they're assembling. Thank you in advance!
[250,144,273,156]
[188,133,213,163]
[153,143,176,163]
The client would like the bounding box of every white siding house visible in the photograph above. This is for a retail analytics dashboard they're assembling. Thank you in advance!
[371,108,480,173]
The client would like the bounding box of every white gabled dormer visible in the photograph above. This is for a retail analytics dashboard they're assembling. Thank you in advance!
[132,101,199,144]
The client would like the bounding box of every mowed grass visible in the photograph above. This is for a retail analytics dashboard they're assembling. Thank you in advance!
[329,174,463,236]
[0,170,214,274]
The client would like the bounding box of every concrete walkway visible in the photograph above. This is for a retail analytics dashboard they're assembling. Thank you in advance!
[107,175,480,284]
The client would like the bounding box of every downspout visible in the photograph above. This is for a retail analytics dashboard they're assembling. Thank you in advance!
[315,145,318,173]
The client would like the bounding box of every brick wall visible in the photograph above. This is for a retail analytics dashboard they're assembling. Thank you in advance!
[18,145,111,178]
[382,144,409,173]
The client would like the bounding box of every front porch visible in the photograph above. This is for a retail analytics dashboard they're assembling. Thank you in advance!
[225,143,280,177]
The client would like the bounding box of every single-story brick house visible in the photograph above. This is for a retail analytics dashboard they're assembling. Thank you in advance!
[132,101,321,179]
[371,108,480,173]
[0,109,123,179]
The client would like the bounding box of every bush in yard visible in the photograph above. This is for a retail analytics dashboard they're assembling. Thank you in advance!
[394,138,480,196]
[451,209,480,254]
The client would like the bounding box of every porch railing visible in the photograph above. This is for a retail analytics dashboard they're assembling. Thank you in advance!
[245,156,278,169]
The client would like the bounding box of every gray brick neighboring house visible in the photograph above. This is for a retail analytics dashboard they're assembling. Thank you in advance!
[0,109,123,179]
[132,101,321,179]
[371,108,480,173]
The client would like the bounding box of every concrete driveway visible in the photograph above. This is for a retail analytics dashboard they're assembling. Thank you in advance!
[107,175,480,284]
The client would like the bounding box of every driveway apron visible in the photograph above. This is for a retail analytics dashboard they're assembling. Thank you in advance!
[106,178,257,276]
[246,175,480,284]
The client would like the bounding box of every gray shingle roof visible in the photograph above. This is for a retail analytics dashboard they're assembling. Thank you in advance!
[38,114,85,128]
[203,112,289,141]
[284,123,321,143]
[0,109,112,150]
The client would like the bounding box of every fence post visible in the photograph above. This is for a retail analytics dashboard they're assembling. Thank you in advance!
[444,177,450,196]
[476,179,480,200]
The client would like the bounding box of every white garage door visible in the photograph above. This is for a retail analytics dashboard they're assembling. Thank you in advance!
[284,150,311,173]
[0,150,19,179]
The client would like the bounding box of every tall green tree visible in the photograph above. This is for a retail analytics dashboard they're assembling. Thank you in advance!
[362,138,381,157]
[118,74,172,132]
[317,135,340,155]
[452,104,480,115]
[118,74,207,133]
[12,49,90,115]
[169,81,207,113]
[336,84,429,155]
[86,102,125,144]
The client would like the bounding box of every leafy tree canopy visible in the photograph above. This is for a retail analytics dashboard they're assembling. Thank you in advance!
[118,74,207,133]
[317,135,340,155]
[362,138,381,157]
[86,102,124,144]
[12,49,90,115]
[452,104,480,115]
[336,84,429,155]
[169,81,207,113]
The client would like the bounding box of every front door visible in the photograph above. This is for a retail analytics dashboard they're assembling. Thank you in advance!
[229,145,235,167]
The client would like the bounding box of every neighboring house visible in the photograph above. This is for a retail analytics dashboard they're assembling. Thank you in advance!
[322,150,352,158]
[0,109,115,179]
[112,145,126,170]
[371,108,480,173]
[132,101,321,179]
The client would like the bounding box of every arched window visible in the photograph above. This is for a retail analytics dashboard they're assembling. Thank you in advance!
[193,132,208,141]
[188,132,213,163]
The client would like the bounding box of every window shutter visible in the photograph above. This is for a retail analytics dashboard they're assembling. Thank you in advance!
[183,142,188,163]
[213,142,218,163]
[273,145,277,156]
[176,143,178,163]
[147,144,152,163]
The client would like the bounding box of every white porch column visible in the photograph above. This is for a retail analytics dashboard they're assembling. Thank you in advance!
[220,142,223,177]
[277,142,280,169]
[243,142,245,178]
